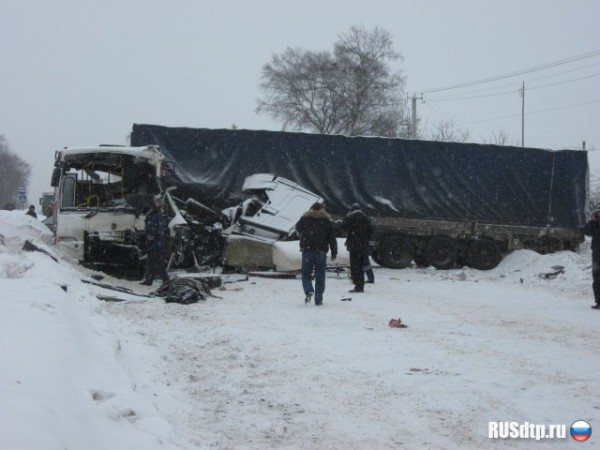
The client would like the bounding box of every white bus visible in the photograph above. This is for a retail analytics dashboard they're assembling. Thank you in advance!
[51,145,185,273]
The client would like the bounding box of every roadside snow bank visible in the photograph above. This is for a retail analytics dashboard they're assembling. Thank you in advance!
[0,211,186,450]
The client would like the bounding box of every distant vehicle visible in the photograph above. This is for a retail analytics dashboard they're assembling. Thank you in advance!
[38,191,56,232]
[39,191,55,217]
[131,124,588,270]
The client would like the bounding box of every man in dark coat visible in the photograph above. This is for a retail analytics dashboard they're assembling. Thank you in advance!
[25,205,37,218]
[141,196,170,286]
[295,202,337,306]
[342,203,374,293]
[583,209,600,309]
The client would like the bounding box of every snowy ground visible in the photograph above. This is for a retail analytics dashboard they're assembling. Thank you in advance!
[0,210,598,449]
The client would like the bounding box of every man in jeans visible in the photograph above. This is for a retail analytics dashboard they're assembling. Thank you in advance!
[295,202,338,306]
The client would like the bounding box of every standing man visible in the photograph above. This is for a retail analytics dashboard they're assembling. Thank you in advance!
[141,196,170,286]
[342,203,374,293]
[25,205,37,218]
[295,202,337,306]
[583,209,600,309]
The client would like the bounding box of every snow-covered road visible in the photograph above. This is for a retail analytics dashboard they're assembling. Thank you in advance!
[100,254,598,449]
[2,210,598,449]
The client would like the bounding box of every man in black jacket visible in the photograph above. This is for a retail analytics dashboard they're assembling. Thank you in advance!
[295,202,337,306]
[25,205,37,218]
[583,209,600,309]
[342,203,374,293]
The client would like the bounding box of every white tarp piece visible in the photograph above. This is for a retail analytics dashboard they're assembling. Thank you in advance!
[272,238,349,272]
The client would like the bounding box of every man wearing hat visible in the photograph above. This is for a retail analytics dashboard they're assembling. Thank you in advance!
[584,209,600,309]
[342,203,374,293]
[141,195,170,286]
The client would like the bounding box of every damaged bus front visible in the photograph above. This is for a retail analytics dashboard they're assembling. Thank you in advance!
[50,145,319,275]
[50,145,186,272]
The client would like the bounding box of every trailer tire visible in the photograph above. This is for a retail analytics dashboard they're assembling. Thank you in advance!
[424,236,458,270]
[372,235,414,269]
[465,239,501,270]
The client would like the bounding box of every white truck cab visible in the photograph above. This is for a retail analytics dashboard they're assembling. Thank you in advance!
[221,174,322,268]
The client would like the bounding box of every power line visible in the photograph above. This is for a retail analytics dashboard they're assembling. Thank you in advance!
[423,100,452,122]
[461,99,600,126]
[425,61,600,100]
[428,72,600,102]
[429,88,520,102]
[521,61,600,84]
[427,60,600,100]
[526,73,600,91]
[411,49,600,95]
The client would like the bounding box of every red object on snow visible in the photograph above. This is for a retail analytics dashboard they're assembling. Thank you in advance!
[388,318,407,328]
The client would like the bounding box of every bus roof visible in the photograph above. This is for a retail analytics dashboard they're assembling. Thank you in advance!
[58,145,162,160]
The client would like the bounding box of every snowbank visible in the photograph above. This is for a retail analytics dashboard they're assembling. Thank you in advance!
[0,211,186,450]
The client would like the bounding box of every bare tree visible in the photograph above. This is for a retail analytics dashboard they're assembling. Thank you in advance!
[428,118,470,143]
[482,130,515,146]
[0,136,31,207]
[257,26,408,137]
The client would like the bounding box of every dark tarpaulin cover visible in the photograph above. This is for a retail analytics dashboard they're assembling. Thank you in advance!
[131,124,588,228]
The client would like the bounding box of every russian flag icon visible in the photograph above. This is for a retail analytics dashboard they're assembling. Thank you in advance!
[570,420,592,442]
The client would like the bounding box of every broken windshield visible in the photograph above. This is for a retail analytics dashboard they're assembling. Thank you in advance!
[60,153,159,212]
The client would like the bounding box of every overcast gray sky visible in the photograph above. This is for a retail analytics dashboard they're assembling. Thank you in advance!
[1,0,599,203]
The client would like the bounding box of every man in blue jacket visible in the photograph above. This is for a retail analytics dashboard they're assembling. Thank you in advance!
[141,196,170,286]
[583,209,600,309]
[295,202,337,306]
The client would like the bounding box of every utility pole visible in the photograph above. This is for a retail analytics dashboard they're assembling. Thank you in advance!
[411,94,423,139]
[520,81,525,147]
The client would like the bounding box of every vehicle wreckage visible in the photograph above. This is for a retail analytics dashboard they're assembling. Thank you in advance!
[50,145,321,275]
[51,124,588,276]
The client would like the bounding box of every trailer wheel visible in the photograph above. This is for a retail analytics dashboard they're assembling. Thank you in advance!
[424,236,458,270]
[465,239,501,270]
[372,235,414,269]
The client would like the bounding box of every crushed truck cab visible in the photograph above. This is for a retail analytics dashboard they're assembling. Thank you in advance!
[221,174,322,268]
